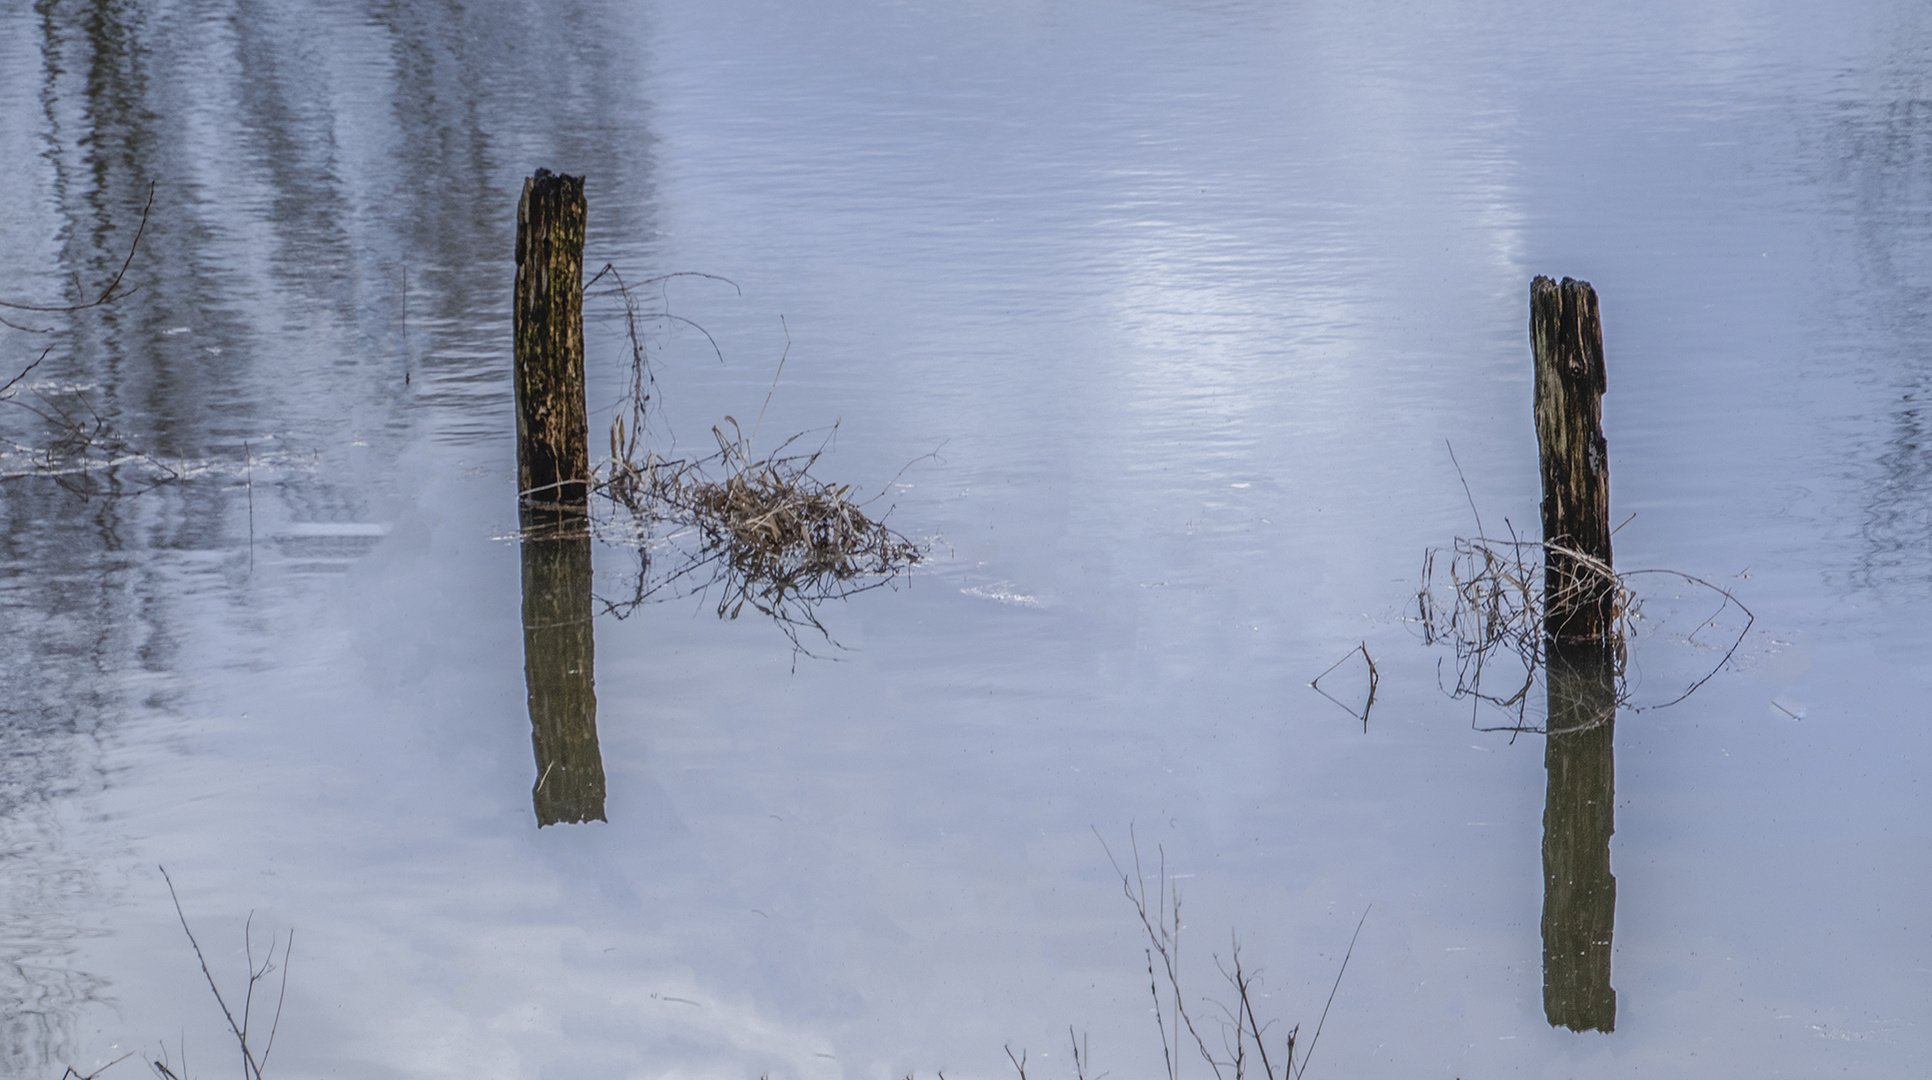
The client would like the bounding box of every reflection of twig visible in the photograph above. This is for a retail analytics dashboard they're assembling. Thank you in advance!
[750,315,790,445]
[1444,440,1485,540]
[2,186,178,499]
[0,349,48,397]
[1308,643,1377,731]
[244,440,255,570]
[2,382,180,496]
[0,182,154,315]
[1068,1026,1106,1080]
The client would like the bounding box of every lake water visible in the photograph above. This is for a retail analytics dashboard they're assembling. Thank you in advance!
[3,1,1928,1077]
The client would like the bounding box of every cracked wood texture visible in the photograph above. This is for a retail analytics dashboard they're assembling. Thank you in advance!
[1531,276,1614,644]
[515,170,589,507]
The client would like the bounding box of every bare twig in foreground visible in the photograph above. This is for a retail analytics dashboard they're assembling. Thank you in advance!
[1081,827,1359,1080]
[1293,907,1367,1080]
[59,1051,133,1079]
[158,866,292,1080]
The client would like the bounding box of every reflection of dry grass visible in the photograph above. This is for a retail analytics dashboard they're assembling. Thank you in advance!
[1415,533,1752,731]
[585,268,925,655]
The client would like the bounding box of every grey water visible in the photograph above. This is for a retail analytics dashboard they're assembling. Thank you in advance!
[2,0,1928,1076]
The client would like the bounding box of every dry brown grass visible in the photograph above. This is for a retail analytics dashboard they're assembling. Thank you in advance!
[583,267,925,654]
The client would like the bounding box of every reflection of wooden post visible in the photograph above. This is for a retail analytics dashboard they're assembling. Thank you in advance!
[1532,275,1617,1031]
[522,507,605,826]
[1531,276,1612,644]
[1542,643,1617,1031]
[514,169,589,507]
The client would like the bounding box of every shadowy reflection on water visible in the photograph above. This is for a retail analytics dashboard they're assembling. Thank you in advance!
[522,508,605,826]
[1541,643,1618,1033]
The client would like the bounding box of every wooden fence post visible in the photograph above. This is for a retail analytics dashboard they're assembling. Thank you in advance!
[514,169,589,507]
[1530,276,1613,643]
[1531,275,1618,1032]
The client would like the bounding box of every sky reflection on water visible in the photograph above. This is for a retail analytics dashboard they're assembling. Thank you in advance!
[2,1,1928,1076]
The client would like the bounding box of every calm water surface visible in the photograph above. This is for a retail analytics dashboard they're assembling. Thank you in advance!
[2,1,1928,1076]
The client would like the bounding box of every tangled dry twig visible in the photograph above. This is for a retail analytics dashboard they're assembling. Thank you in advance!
[1414,531,1752,731]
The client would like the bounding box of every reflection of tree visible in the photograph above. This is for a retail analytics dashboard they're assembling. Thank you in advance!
[521,509,606,827]
[1,0,652,1068]
[1806,12,1932,589]
[1541,643,1617,1033]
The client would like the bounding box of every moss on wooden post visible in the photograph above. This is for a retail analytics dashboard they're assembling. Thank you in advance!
[514,169,589,507]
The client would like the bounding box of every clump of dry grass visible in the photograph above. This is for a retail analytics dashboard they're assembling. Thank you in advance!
[584,266,925,653]
[686,435,923,583]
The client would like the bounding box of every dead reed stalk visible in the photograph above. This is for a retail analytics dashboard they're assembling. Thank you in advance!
[1001,830,1364,1080]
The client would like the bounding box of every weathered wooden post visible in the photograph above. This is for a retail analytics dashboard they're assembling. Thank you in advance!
[522,507,606,826]
[1530,276,1614,643]
[514,169,590,507]
[1531,275,1618,1032]
[514,169,602,825]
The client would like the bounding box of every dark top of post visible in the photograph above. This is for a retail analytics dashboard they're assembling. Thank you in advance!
[1531,276,1614,644]
[514,170,589,507]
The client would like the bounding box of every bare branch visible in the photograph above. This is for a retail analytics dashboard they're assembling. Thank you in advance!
[1295,907,1368,1080]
